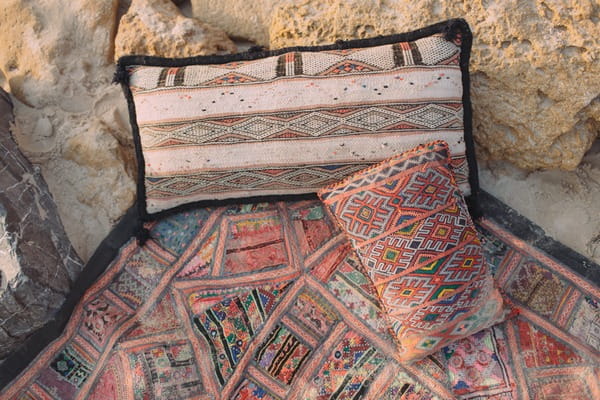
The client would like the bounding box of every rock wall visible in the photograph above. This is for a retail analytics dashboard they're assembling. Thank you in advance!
[115,0,236,59]
[0,0,236,260]
[0,89,83,363]
[191,0,600,170]
[0,0,134,261]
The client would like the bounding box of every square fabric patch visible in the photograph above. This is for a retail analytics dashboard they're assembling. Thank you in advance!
[116,19,478,219]
[318,141,504,361]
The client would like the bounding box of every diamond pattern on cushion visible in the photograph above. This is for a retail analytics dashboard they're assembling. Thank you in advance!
[319,140,505,361]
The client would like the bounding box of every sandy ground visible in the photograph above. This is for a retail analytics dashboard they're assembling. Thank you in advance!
[479,139,600,264]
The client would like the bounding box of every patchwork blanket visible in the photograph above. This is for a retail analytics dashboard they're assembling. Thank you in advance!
[1,192,598,399]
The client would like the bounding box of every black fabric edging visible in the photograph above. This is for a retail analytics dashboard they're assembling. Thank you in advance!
[479,190,600,285]
[0,206,138,389]
[115,18,481,239]
[454,21,481,220]
[114,66,150,244]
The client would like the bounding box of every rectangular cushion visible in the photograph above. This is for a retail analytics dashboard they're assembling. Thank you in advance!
[318,141,504,361]
[116,19,478,220]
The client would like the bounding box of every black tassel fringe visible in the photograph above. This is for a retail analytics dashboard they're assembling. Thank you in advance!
[136,223,150,246]
[443,19,470,42]
[113,63,129,85]
[248,45,266,53]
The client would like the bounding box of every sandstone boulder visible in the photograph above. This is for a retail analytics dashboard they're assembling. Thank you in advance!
[0,0,239,260]
[0,89,83,363]
[0,0,136,260]
[191,0,275,45]
[115,0,237,59]
[191,0,600,170]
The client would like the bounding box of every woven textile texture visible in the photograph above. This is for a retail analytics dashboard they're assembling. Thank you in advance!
[118,19,475,217]
[467,217,600,399]
[2,195,599,399]
[319,141,505,361]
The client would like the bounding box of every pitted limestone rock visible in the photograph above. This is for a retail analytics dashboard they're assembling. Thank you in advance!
[191,0,600,170]
[115,0,237,60]
[0,0,238,260]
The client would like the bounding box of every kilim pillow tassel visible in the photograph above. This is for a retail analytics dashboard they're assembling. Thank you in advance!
[318,140,505,361]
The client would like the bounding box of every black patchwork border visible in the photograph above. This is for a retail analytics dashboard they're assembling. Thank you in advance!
[479,191,600,284]
[0,207,138,388]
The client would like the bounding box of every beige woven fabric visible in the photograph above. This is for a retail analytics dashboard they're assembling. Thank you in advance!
[127,34,472,214]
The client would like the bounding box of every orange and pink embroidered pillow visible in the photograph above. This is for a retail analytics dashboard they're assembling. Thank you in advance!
[319,141,504,361]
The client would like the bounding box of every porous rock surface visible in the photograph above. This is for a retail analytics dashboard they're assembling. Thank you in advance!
[0,0,236,260]
[115,0,237,60]
[0,89,83,363]
[192,0,600,170]
[0,0,134,261]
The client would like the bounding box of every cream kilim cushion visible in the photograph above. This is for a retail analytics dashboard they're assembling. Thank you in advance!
[116,19,478,221]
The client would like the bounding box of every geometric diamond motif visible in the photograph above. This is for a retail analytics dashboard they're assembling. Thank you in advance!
[405,103,457,127]
[383,248,400,263]
[431,284,462,301]
[358,205,374,221]
[401,168,453,210]
[415,257,445,274]
[319,141,504,361]
[416,336,442,350]
[433,224,451,238]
